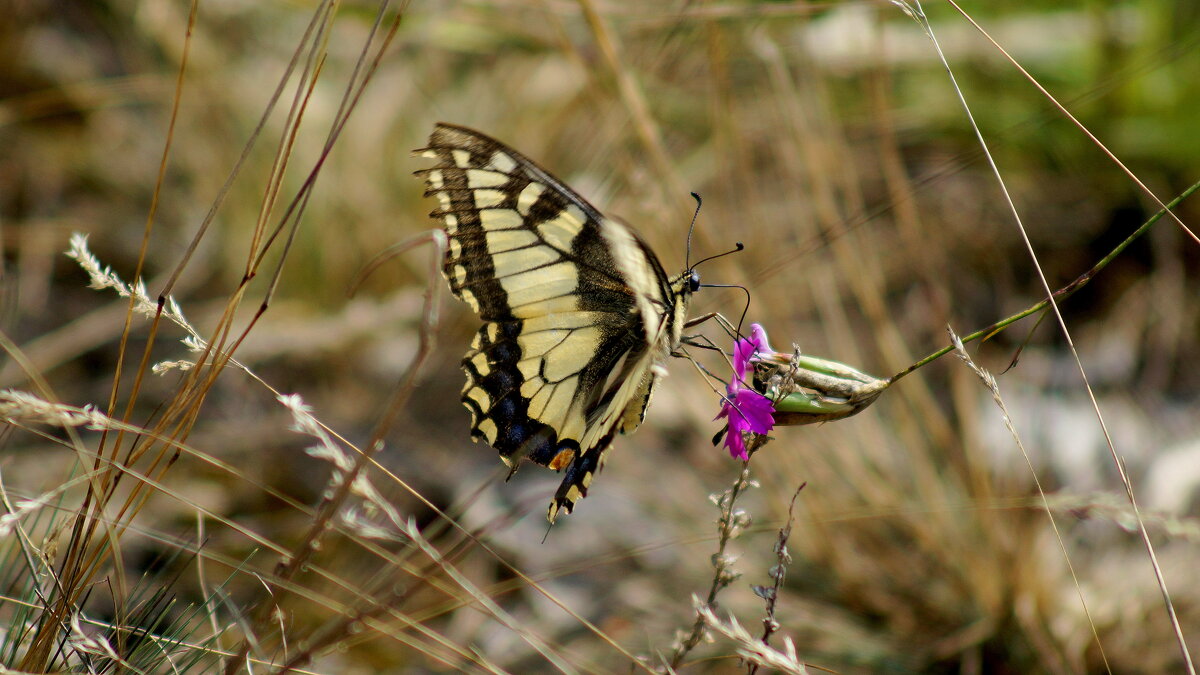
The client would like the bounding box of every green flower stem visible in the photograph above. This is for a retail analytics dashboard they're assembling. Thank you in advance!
[890,178,1200,383]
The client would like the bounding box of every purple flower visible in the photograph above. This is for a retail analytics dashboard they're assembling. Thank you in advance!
[750,323,772,357]
[715,323,776,460]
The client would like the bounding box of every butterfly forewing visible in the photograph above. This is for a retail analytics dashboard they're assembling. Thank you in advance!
[416,123,693,521]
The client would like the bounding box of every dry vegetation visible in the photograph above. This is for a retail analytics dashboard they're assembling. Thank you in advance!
[2,1,1198,673]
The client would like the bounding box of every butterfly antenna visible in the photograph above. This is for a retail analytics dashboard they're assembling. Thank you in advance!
[690,242,744,271]
[685,192,702,270]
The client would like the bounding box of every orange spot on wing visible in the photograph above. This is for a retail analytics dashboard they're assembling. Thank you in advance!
[549,448,575,471]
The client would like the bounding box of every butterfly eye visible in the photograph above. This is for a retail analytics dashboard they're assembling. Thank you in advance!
[688,270,701,293]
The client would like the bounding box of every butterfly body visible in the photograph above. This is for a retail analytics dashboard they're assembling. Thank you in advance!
[416,123,696,521]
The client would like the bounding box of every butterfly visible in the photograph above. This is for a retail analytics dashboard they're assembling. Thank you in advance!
[415,123,699,522]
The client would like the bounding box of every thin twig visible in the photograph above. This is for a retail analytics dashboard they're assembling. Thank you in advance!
[669,450,762,669]
[748,482,806,675]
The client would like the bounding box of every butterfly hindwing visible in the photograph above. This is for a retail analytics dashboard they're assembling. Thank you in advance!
[416,123,694,521]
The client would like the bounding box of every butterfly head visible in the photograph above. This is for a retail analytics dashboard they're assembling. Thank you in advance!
[669,268,702,304]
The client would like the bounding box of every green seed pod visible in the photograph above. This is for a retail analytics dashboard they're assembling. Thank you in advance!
[752,350,890,426]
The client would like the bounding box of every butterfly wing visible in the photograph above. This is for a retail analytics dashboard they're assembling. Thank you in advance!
[415,123,690,521]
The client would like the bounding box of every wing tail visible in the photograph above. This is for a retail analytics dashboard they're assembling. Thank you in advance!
[547,433,616,523]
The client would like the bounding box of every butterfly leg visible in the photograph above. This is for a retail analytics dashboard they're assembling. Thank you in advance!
[677,333,723,355]
[682,311,719,330]
[676,311,741,360]
[680,311,740,342]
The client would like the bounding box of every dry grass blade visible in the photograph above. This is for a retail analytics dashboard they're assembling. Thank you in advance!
[947,326,1110,673]
[693,599,808,675]
[898,2,1195,670]
[943,0,1199,247]
[891,179,1200,383]
[577,0,687,211]
[4,1,1196,672]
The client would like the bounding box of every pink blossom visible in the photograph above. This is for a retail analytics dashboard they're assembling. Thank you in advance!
[715,323,776,460]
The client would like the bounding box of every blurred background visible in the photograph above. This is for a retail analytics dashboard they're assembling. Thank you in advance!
[2,0,1198,672]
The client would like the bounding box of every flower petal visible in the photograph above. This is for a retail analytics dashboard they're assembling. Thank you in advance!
[730,388,775,434]
[724,428,748,460]
[732,337,755,380]
[717,324,779,460]
[714,401,730,421]
[750,323,772,354]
